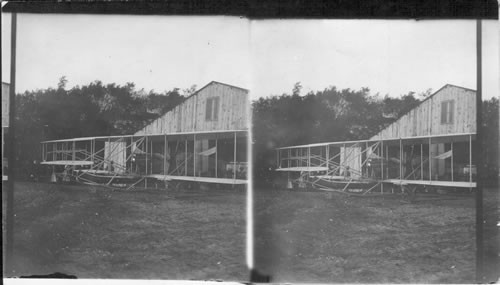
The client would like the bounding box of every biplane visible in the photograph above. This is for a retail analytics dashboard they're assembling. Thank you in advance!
[276,133,476,195]
[41,130,248,189]
[40,81,249,190]
[275,84,477,195]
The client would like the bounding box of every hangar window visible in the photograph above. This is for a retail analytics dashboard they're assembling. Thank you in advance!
[441,100,454,124]
[206,97,220,121]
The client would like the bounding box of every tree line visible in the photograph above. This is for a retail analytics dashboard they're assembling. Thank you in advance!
[10,77,192,179]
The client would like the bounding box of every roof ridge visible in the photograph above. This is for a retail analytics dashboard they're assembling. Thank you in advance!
[184,81,248,101]
[209,81,249,92]
[442,83,476,93]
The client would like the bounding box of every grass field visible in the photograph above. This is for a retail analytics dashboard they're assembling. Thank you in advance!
[2,182,247,281]
[3,182,497,283]
[483,186,500,283]
[254,188,477,283]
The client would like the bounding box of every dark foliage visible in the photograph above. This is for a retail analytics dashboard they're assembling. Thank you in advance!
[252,84,422,186]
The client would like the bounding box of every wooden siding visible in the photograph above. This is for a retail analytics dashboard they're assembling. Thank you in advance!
[371,85,476,140]
[104,141,126,174]
[340,146,362,179]
[135,82,248,135]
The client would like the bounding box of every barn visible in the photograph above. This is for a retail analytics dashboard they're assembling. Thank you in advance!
[127,81,249,179]
[370,84,476,183]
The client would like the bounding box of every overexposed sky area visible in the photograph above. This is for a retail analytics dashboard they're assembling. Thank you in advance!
[1,14,251,94]
[2,14,498,99]
[251,20,498,99]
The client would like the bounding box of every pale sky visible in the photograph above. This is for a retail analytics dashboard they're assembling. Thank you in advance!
[250,20,498,99]
[2,14,498,99]
[1,14,252,94]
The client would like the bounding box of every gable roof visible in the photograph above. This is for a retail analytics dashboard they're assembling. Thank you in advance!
[184,81,248,101]
[419,84,476,105]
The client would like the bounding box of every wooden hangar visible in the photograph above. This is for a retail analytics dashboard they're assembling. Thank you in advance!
[276,84,477,194]
[41,81,249,189]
